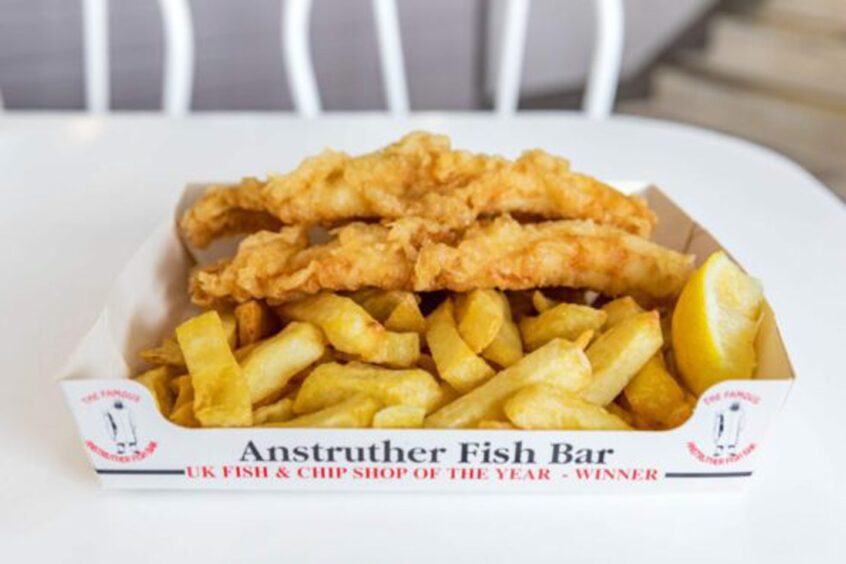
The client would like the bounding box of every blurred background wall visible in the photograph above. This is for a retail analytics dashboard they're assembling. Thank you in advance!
[0,0,713,111]
[1,0,843,200]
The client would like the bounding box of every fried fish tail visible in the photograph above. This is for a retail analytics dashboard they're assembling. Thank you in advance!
[413,217,692,305]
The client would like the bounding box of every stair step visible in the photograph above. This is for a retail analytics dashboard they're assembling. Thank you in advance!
[687,15,846,106]
[620,67,846,179]
[760,0,846,29]
[744,0,846,37]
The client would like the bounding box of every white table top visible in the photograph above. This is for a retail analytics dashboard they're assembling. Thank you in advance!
[1,113,844,563]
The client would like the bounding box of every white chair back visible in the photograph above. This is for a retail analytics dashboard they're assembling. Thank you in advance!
[285,0,625,118]
[82,0,194,116]
[283,0,409,117]
[1,0,623,117]
[495,0,624,118]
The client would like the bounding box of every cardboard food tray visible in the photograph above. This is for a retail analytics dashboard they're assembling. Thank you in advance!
[58,183,794,492]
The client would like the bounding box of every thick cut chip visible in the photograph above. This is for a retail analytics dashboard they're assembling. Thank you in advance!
[170,374,192,409]
[220,311,238,349]
[294,362,442,414]
[348,288,381,305]
[531,290,558,313]
[252,397,295,425]
[240,321,326,405]
[176,311,252,427]
[425,338,592,429]
[455,289,506,353]
[134,366,174,417]
[281,293,419,367]
[432,381,460,411]
[606,402,635,427]
[662,402,695,429]
[168,374,198,427]
[481,317,523,368]
[519,303,607,351]
[270,395,382,428]
[623,354,691,428]
[572,330,595,350]
[149,311,232,370]
[169,403,200,428]
[384,295,426,334]
[139,337,185,367]
[505,384,631,430]
[581,311,663,406]
[235,300,278,346]
[601,296,644,329]
[366,331,421,368]
[234,343,259,362]
[280,293,381,354]
[373,405,427,428]
[425,299,495,393]
[357,291,418,321]
[480,293,523,367]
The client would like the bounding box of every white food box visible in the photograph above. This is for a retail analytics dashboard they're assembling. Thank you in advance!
[58,184,794,492]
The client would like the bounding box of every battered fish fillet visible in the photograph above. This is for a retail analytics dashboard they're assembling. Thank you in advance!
[413,217,694,304]
[180,132,656,248]
[190,216,692,307]
[190,218,457,306]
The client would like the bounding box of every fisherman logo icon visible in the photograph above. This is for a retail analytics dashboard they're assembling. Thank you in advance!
[686,390,759,466]
[80,388,158,463]
[713,402,744,457]
[103,399,139,455]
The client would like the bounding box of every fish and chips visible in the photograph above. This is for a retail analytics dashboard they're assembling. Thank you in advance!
[134,133,764,431]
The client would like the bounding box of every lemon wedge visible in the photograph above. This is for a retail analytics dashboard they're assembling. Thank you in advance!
[672,251,763,395]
